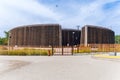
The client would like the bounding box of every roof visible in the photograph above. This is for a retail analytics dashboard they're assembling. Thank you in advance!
[83,25,113,32]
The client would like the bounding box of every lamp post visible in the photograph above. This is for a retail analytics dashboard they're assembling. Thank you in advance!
[77,25,80,31]
[76,25,80,53]
[8,32,11,54]
[51,29,54,56]
[72,32,75,55]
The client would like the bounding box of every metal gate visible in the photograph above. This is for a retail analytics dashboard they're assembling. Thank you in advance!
[52,46,74,55]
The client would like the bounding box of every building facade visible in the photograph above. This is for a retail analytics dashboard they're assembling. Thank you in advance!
[81,25,115,46]
[62,29,81,46]
[9,24,62,47]
[9,24,115,47]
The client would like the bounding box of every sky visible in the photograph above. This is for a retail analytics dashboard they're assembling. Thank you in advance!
[0,0,120,37]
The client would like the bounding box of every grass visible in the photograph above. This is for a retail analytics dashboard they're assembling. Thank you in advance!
[0,48,52,56]
[74,47,91,53]
[1,45,120,55]
[93,54,120,59]
[74,49,91,53]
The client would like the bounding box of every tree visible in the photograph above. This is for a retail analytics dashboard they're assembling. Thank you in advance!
[4,31,9,39]
[115,35,120,44]
[0,31,9,45]
[0,37,3,45]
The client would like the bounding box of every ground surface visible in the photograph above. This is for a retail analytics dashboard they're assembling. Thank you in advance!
[0,55,120,80]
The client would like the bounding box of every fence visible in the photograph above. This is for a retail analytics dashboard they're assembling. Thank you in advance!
[1,44,120,56]
[80,44,120,52]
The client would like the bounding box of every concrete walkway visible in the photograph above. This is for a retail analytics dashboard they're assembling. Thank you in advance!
[0,55,120,80]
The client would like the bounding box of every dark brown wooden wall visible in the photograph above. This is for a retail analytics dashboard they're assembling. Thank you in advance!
[81,25,115,45]
[9,24,62,47]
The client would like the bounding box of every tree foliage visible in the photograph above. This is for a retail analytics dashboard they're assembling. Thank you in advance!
[4,31,9,39]
[0,31,9,45]
[115,35,120,44]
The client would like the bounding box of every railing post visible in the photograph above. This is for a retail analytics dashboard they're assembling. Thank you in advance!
[72,46,74,55]
[62,46,63,55]
[52,45,54,55]
[77,45,79,53]
[48,50,51,56]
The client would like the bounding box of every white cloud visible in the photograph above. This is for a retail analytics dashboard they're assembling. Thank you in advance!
[0,0,63,20]
[0,0,120,37]
[0,0,64,37]
[59,0,120,35]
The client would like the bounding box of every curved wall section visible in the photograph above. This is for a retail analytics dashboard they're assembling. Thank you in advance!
[9,24,62,47]
[81,25,115,46]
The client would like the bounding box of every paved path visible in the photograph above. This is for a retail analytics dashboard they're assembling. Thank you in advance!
[0,55,120,80]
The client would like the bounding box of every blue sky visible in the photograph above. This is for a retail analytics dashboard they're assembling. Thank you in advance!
[0,0,120,37]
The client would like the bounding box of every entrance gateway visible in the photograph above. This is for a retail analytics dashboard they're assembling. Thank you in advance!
[52,46,78,55]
